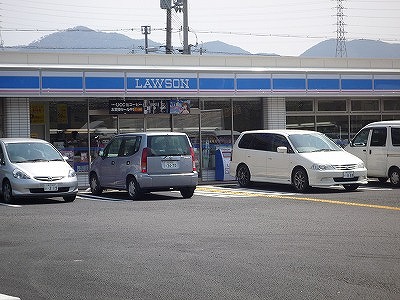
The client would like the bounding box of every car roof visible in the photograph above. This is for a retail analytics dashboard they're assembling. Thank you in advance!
[240,129,322,137]
[0,138,49,144]
[363,120,400,127]
[115,132,188,137]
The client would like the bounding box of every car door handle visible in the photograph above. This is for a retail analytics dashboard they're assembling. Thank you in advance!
[126,161,130,165]
[111,161,115,165]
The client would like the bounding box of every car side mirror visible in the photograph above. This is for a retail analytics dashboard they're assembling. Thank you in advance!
[98,150,104,158]
[277,146,287,153]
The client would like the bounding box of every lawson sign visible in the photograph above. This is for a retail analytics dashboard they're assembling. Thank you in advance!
[127,73,197,92]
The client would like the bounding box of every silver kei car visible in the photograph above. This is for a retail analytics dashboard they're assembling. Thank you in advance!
[0,138,78,204]
[89,132,198,200]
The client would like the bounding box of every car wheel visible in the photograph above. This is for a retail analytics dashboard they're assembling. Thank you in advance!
[127,177,142,200]
[63,195,76,202]
[378,177,388,183]
[180,187,195,198]
[2,180,13,204]
[292,168,309,193]
[237,164,251,187]
[389,167,400,187]
[343,184,359,191]
[89,173,103,196]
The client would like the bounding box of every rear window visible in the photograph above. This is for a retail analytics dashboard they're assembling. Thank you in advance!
[148,135,191,156]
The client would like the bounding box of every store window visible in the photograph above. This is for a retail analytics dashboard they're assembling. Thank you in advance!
[316,115,349,147]
[383,99,400,111]
[286,99,313,112]
[48,99,89,173]
[286,116,315,130]
[317,99,347,111]
[351,99,379,111]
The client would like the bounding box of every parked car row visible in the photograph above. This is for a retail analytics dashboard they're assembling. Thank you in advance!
[1,121,398,203]
[229,121,400,192]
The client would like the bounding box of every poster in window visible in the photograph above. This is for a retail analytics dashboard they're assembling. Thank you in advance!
[30,103,45,124]
[109,99,143,114]
[143,100,169,114]
[170,100,190,114]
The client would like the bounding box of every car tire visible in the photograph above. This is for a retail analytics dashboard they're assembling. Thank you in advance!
[343,184,359,191]
[237,164,251,187]
[63,195,76,202]
[127,177,142,200]
[292,168,309,193]
[2,180,14,204]
[389,167,400,187]
[180,187,195,198]
[89,173,103,196]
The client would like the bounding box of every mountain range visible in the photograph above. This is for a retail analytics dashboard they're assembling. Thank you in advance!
[6,26,400,58]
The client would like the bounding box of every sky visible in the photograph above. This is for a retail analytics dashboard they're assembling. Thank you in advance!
[1,0,400,56]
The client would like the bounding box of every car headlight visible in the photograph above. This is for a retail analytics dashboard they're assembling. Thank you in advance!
[311,164,334,171]
[357,162,365,168]
[68,169,77,178]
[13,169,30,179]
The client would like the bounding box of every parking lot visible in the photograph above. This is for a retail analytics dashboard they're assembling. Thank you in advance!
[74,180,400,210]
[1,180,399,300]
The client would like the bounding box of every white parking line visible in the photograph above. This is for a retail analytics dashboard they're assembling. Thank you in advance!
[0,293,21,300]
[0,203,22,208]
[195,185,298,198]
[77,194,131,202]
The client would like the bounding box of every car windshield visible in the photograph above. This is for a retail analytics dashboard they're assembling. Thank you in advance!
[288,133,342,153]
[6,142,63,163]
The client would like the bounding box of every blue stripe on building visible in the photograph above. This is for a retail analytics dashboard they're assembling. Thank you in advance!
[42,77,83,89]
[1,74,400,93]
[0,76,39,89]
[341,79,373,90]
[85,77,125,90]
[374,79,400,90]
[308,79,340,90]
[199,78,235,90]
[273,78,306,90]
[237,78,271,90]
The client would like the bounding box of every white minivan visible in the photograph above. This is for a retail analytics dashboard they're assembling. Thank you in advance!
[345,120,400,187]
[230,130,368,192]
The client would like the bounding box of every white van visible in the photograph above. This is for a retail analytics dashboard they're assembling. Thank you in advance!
[230,130,367,192]
[345,120,400,187]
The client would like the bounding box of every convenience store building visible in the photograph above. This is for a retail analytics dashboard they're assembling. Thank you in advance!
[1,52,399,182]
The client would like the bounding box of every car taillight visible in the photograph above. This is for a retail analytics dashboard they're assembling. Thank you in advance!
[141,147,149,173]
[190,147,196,171]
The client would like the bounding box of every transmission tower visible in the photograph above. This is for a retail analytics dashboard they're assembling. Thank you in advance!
[335,0,347,57]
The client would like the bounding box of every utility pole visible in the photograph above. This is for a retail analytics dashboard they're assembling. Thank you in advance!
[166,8,172,53]
[141,25,151,54]
[160,0,190,55]
[335,0,347,57]
[161,0,173,53]
[182,0,190,54]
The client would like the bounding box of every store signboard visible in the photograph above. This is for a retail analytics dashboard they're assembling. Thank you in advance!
[109,99,144,114]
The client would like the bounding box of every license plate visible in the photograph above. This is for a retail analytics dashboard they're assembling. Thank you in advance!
[343,171,354,178]
[162,161,179,169]
[44,183,58,191]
